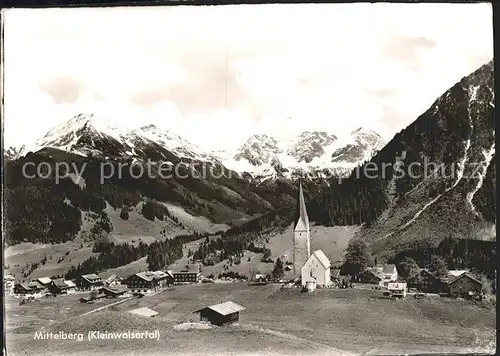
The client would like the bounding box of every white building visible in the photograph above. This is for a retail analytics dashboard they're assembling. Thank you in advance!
[381,264,398,286]
[388,282,407,298]
[301,250,331,287]
[293,182,310,278]
[4,274,15,295]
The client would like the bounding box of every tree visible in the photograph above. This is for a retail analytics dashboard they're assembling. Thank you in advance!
[120,206,129,220]
[342,239,372,277]
[480,275,492,295]
[428,255,448,278]
[396,257,420,280]
[272,258,284,280]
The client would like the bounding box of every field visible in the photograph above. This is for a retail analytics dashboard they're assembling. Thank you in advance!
[4,199,229,281]
[5,241,96,281]
[5,283,496,356]
[170,224,358,279]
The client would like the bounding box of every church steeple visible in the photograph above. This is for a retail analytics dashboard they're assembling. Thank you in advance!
[295,181,309,232]
[293,180,311,278]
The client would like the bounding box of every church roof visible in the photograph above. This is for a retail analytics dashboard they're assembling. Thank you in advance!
[312,250,331,269]
[303,250,331,270]
[294,182,309,232]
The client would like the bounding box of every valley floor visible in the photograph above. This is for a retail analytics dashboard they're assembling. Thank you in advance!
[5,283,496,356]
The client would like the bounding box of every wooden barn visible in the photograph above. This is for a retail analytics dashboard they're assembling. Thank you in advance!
[194,301,245,326]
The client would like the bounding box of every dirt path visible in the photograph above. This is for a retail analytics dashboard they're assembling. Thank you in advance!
[36,297,134,332]
[77,297,133,317]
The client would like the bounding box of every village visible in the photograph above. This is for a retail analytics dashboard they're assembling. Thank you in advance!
[4,183,490,328]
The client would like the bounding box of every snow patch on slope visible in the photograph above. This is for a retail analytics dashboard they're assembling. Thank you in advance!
[467,143,495,213]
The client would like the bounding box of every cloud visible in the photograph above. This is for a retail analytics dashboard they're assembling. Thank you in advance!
[2,3,493,151]
[381,34,438,68]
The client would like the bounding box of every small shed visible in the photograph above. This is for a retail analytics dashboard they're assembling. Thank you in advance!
[128,307,159,318]
[193,301,245,326]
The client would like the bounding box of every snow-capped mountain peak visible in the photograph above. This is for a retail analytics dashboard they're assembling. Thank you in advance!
[233,134,284,166]
[219,128,385,182]
[287,131,338,163]
[330,127,384,164]
[37,113,126,149]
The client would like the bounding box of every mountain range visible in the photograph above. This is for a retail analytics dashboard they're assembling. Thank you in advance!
[4,115,385,184]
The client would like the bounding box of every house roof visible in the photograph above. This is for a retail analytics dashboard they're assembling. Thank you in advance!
[36,277,52,284]
[152,271,169,279]
[194,301,246,316]
[135,272,157,282]
[82,274,101,281]
[52,278,70,288]
[65,280,77,288]
[174,264,200,274]
[4,274,15,281]
[28,281,44,289]
[17,283,32,291]
[254,274,266,280]
[448,270,468,278]
[361,269,383,279]
[383,264,397,275]
[449,272,482,285]
[330,269,341,279]
[128,307,158,317]
[102,286,128,294]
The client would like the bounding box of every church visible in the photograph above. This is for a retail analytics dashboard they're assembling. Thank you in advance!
[293,182,331,287]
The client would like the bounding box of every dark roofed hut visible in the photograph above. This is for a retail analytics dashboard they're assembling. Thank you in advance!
[194,301,246,326]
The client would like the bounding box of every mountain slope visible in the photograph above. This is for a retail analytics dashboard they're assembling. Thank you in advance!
[313,60,495,254]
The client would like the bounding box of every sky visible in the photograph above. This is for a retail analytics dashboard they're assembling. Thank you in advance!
[2,3,493,152]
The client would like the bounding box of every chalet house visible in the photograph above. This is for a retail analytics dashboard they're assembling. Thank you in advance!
[152,270,174,287]
[101,286,130,298]
[173,264,202,284]
[123,272,162,293]
[13,282,44,297]
[49,279,68,294]
[448,272,482,298]
[359,269,383,284]
[407,269,442,293]
[194,301,246,326]
[253,274,267,282]
[301,250,331,287]
[79,274,104,291]
[13,283,33,295]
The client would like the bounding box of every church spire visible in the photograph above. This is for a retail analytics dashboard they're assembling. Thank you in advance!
[295,181,309,231]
